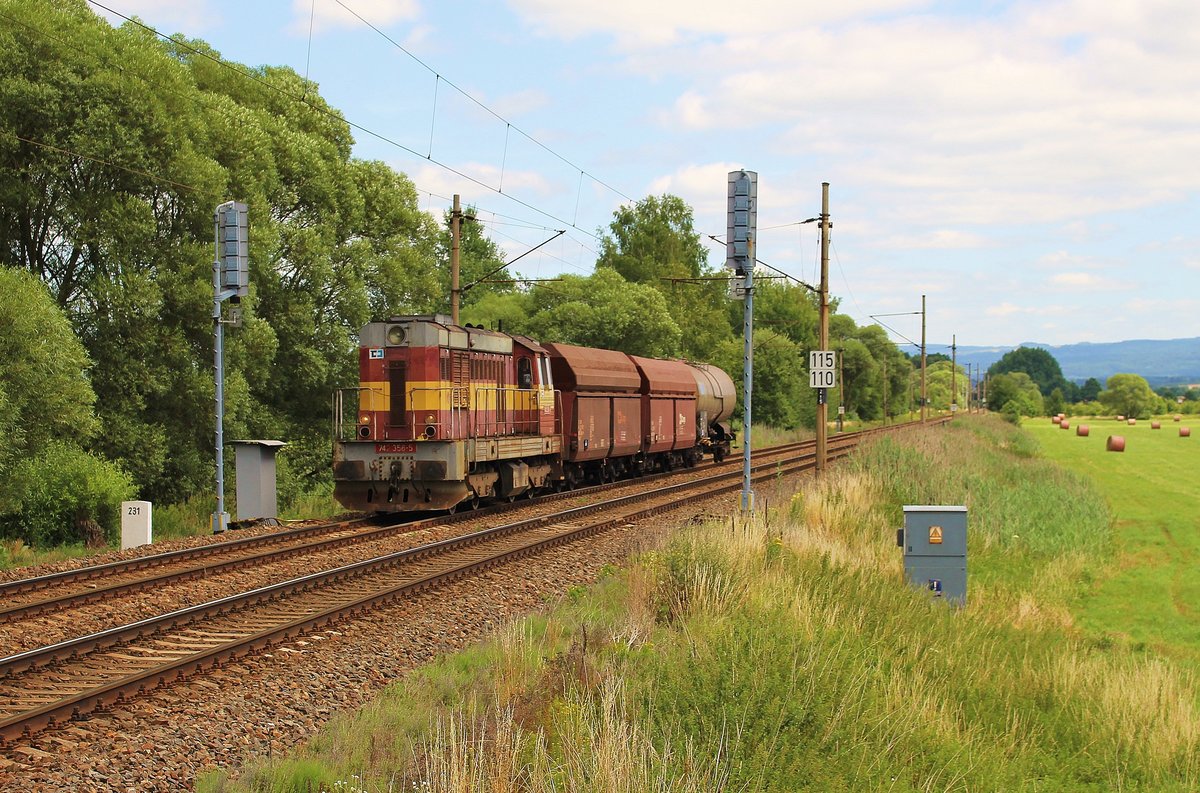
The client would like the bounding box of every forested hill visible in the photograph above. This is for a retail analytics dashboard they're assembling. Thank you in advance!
[955,338,1200,386]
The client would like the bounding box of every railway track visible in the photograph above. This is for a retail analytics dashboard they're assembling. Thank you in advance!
[0,437,826,626]
[0,420,941,744]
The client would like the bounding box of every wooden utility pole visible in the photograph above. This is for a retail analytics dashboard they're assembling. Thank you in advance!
[951,334,957,416]
[882,358,888,425]
[816,183,831,472]
[920,294,927,423]
[450,194,462,324]
[837,345,844,432]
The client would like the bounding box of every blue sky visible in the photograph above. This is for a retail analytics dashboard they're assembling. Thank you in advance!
[97,0,1200,349]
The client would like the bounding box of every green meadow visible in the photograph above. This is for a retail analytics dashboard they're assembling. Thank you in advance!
[1026,416,1200,668]
[202,416,1199,792]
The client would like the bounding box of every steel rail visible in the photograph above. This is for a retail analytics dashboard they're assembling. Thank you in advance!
[0,419,949,744]
[0,438,822,622]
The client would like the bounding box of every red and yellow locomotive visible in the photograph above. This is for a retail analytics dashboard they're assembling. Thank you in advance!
[332,314,735,513]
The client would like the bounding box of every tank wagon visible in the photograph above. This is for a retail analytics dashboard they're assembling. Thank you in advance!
[332,315,736,513]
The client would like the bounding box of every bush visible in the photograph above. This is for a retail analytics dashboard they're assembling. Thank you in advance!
[1002,402,1022,425]
[0,442,135,548]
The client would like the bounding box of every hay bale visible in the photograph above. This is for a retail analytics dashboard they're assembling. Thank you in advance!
[1077,425,1089,436]
[1127,418,1137,425]
[1151,421,1161,430]
[1107,436,1126,452]
[1060,420,1070,430]
[1181,427,1191,438]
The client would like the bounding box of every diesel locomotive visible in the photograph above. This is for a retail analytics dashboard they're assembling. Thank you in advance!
[332,314,736,513]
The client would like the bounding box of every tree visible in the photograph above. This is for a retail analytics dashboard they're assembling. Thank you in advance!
[925,361,970,411]
[988,347,1068,397]
[0,268,99,457]
[711,330,810,430]
[0,268,132,543]
[1099,374,1158,419]
[1045,388,1065,417]
[1079,377,1103,402]
[597,194,731,359]
[523,269,682,358]
[1,2,446,505]
[987,372,1044,416]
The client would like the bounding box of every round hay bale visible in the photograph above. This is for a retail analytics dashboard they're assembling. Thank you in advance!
[1127,418,1137,425]
[1107,436,1126,452]
[1052,416,1061,425]
[1151,421,1161,430]
[1117,415,1126,421]
[1175,414,1182,422]
[1181,427,1191,438]
[1077,425,1089,436]
[1060,420,1070,430]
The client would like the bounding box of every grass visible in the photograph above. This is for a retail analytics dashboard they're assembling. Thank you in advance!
[199,415,1199,792]
[0,485,347,572]
[1024,414,1200,669]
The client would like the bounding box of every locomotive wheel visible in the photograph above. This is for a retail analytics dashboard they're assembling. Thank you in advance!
[468,495,481,510]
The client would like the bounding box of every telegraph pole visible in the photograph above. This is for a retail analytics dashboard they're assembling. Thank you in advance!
[450,194,462,324]
[951,334,957,416]
[816,182,831,471]
[920,294,927,423]
[836,345,844,432]
[882,358,889,425]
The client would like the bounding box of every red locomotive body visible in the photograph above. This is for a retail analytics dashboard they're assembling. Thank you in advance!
[333,315,735,513]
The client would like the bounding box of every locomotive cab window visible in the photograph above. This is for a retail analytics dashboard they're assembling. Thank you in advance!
[518,358,533,389]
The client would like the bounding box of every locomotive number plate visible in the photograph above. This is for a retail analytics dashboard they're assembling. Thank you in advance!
[376,443,416,454]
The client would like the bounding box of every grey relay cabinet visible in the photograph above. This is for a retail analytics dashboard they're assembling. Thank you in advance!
[897,505,967,607]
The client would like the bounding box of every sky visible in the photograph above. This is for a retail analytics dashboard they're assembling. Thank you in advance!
[93,0,1200,350]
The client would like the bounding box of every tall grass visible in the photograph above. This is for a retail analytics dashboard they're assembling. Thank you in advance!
[200,416,1198,792]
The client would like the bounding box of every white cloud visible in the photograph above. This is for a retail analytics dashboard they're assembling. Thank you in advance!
[878,230,989,250]
[986,302,1026,317]
[520,1,1200,230]
[290,0,420,34]
[509,0,928,47]
[1049,272,1119,289]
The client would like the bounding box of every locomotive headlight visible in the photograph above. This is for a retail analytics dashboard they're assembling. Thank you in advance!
[386,325,406,345]
[359,414,370,424]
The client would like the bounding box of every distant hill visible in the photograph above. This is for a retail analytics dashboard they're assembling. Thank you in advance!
[952,338,1200,387]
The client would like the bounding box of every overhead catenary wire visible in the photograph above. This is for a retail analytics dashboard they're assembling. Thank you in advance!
[84,0,609,242]
[2,130,198,193]
[329,0,633,205]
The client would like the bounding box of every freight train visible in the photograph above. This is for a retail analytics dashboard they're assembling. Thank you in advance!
[332,314,737,513]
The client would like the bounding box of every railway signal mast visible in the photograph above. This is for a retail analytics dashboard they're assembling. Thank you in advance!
[815,183,832,473]
[727,170,757,513]
[212,201,249,534]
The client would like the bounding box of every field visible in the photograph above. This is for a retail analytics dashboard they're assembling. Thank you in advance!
[1026,415,1200,668]
[201,416,1200,792]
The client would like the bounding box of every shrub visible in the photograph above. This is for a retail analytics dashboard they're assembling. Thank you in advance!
[0,442,135,548]
[1003,402,1022,425]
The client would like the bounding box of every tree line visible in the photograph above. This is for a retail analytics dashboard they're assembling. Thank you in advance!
[0,1,923,548]
[983,347,1186,421]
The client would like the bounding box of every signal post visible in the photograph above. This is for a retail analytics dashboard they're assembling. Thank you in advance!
[727,170,757,513]
[815,183,831,473]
